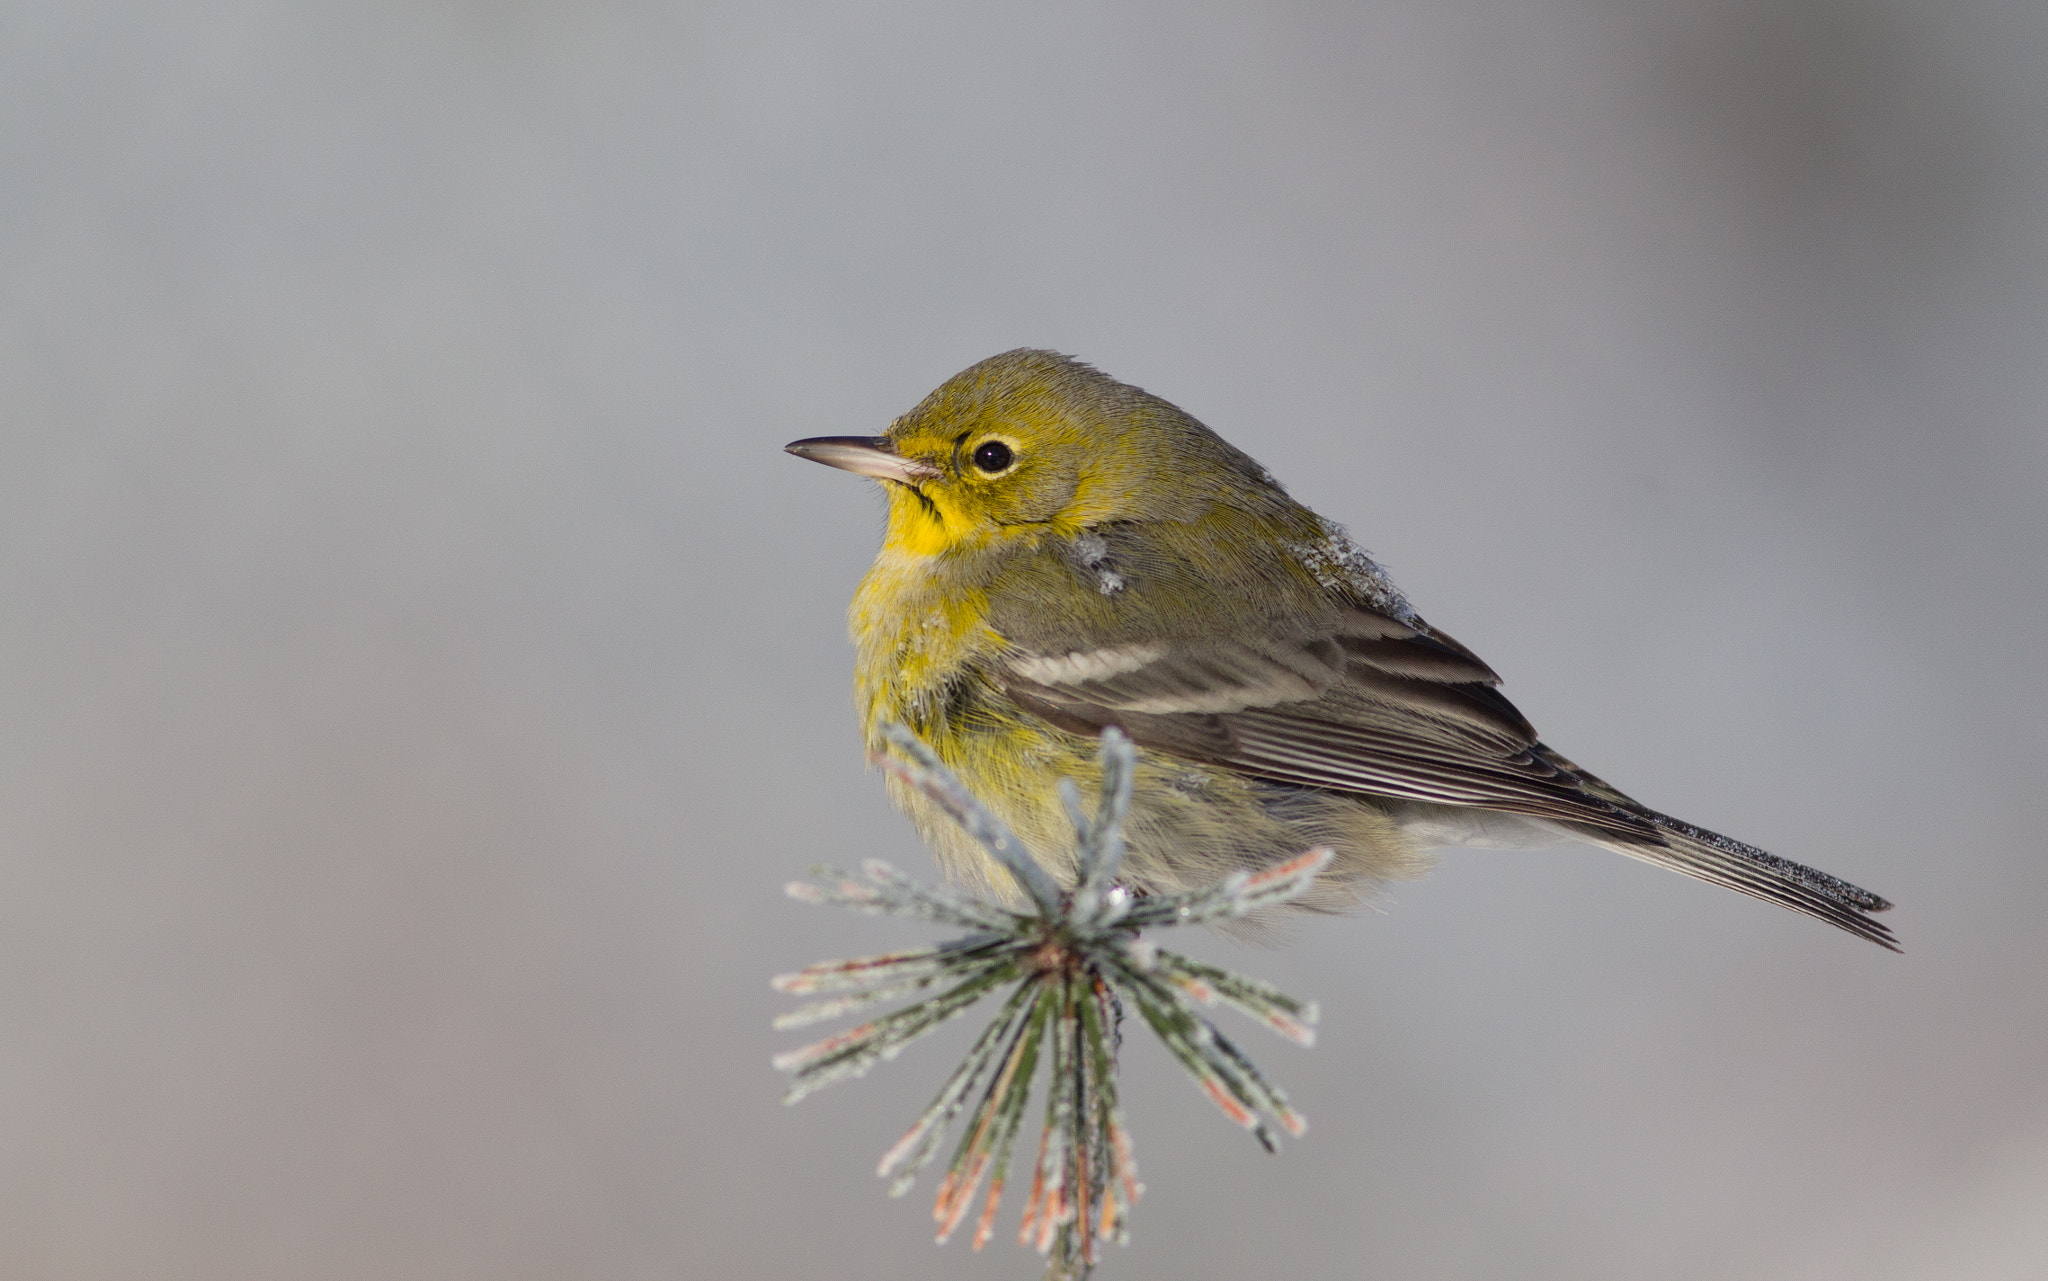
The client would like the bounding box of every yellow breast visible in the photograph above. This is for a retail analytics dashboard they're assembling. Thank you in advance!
[849,546,996,736]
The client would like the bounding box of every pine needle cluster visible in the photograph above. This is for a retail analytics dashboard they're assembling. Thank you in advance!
[774,725,1327,1277]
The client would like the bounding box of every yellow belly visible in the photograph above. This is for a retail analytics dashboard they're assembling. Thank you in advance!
[848,541,1425,926]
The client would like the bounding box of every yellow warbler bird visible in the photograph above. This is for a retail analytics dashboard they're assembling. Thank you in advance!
[787,349,1896,948]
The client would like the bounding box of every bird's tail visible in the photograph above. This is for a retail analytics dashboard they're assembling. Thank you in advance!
[1557,812,1898,950]
[1530,745,1898,950]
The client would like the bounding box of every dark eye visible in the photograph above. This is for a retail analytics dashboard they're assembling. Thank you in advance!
[970,440,1014,473]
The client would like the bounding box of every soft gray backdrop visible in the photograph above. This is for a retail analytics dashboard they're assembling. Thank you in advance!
[3,2,2044,1278]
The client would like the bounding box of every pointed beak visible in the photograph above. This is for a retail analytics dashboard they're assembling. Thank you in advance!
[783,436,941,483]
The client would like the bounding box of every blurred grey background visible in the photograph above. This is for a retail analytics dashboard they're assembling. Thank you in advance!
[3,2,2044,1278]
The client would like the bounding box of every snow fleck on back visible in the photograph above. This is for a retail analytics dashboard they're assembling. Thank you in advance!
[1285,521,1414,621]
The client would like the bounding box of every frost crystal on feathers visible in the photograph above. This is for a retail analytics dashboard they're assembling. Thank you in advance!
[1286,522,1414,621]
[1073,532,1125,596]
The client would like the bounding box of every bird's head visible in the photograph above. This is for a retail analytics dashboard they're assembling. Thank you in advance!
[786,349,1279,557]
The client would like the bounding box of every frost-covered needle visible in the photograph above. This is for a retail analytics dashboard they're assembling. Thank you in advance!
[773,725,1328,1276]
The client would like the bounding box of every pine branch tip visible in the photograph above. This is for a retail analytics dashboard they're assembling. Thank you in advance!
[773,730,1327,1262]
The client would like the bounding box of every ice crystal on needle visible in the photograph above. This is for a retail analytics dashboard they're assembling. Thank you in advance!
[774,724,1327,1277]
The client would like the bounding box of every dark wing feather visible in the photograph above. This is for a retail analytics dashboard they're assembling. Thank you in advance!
[997,606,1898,949]
[1003,606,1620,827]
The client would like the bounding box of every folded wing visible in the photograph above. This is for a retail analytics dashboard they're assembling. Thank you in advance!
[998,605,1897,949]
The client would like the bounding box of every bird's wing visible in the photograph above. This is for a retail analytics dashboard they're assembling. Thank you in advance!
[996,606,1898,948]
[999,606,1648,834]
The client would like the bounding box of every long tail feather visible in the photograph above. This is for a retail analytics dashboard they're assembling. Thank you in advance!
[1563,815,1898,951]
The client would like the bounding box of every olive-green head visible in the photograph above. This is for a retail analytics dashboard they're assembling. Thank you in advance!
[786,349,1285,556]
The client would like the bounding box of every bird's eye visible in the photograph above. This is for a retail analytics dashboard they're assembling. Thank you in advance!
[970,440,1015,474]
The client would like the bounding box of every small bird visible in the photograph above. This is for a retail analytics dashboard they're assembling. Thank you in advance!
[787,349,1896,949]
